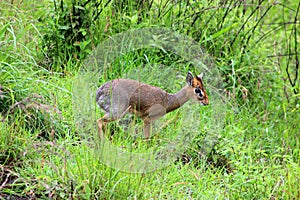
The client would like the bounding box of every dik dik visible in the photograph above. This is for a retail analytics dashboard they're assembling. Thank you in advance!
[96,72,209,139]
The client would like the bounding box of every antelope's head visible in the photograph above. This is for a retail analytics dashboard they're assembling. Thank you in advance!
[186,71,209,106]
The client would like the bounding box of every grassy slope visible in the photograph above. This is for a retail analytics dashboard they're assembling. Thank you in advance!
[1,0,299,199]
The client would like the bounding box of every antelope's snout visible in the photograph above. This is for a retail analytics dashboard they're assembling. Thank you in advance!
[200,97,209,106]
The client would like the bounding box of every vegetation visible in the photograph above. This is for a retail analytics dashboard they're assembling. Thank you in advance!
[0,0,299,199]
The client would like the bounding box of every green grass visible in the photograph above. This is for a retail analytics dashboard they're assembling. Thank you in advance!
[1,0,299,199]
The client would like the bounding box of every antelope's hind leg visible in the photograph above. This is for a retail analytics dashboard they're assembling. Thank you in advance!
[97,113,110,140]
[97,106,131,139]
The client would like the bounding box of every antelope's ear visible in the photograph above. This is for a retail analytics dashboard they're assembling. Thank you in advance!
[197,72,204,79]
[186,71,194,86]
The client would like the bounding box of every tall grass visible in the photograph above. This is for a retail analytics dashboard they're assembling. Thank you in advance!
[1,0,299,199]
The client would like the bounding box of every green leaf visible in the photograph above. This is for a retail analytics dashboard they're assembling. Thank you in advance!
[0,23,10,38]
[211,23,238,39]
[58,25,70,30]
[74,5,85,10]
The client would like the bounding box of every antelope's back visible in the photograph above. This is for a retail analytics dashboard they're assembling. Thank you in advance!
[96,79,169,117]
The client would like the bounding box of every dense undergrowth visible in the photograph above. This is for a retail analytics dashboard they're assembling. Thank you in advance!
[0,0,299,199]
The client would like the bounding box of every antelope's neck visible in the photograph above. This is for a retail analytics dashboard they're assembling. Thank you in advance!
[166,85,190,113]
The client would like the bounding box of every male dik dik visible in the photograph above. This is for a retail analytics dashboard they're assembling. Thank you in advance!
[96,72,209,139]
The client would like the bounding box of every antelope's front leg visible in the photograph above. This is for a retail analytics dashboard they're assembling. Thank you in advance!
[143,105,166,140]
[143,119,151,140]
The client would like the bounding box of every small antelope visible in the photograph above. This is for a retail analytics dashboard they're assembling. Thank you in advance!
[96,72,209,139]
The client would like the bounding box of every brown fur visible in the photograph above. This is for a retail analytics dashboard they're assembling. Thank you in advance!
[96,72,209,139]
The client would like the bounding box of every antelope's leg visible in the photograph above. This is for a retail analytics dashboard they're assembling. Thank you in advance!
[97,114,110,139]
[143,119,151,140]
[119,105,131,118]
[142,105,166,140]
[97,106,131,139]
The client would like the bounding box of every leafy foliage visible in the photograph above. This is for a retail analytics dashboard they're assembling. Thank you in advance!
[41,0,111,71]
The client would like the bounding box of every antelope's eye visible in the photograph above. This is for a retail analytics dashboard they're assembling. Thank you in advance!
[195,87,203,97]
